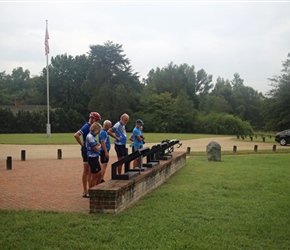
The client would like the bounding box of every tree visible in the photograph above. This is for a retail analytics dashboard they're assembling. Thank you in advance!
[170,90,198,133]
[144,62,213,109]
[0,67,34,105]
[137,92,174,132]
[86,41,142,121]
[264,53,290,130]
[211,74,264,129]
[231,73,244,91]
[41,54,90,115]
[200,95,231,114]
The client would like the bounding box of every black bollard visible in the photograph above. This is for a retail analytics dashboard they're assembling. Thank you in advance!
[6,156,12,170]
[262,136,265,142]
[272,145,276,152]
[233,145,237,153]
[21,150,26,161]
[254,145,258,152]
[57,149,62,160]
[250,136,253,141]
[186,147,191,155]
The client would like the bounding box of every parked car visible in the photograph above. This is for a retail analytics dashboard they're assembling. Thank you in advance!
[275,129,290,146]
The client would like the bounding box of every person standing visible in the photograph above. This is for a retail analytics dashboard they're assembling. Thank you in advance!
[108,113,129,174]
[99,120,112,183]
[74,112,101,198]
[86,122,103,189]
[132,119,145,168]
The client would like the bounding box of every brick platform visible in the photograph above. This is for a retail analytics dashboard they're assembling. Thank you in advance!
[89,152,186,214]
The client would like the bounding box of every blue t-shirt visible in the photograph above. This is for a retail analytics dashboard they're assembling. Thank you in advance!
[132,127,143,150]
[86,132,101,157]
[78,122,90,151]
[99,129,111,151]
[112,121,127,145]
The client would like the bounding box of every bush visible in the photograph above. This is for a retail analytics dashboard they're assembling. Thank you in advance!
[0,109,16,133]
[199,112,254,135]
[0,108,86,133]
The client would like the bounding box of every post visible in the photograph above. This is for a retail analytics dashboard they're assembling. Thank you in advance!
[272,145,276,152]
[45,20,51,138]
[233,145,237,153]
[254,145,258,152]
[250,136,253,141]
[6,156,12,170]
[57,149,62,159]
[262,136,265,142]
[21,150,26,161]
[186,147,191,155]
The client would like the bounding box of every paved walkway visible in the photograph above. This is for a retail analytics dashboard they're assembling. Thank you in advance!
[0,156,120,213]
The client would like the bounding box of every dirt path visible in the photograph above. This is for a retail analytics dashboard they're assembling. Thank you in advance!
[0,136,283,161]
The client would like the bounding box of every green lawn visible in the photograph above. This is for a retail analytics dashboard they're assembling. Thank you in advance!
[0,133,227,145]
[1,154,290,249]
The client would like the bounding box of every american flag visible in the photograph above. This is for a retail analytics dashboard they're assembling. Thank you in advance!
[45,25,49,55]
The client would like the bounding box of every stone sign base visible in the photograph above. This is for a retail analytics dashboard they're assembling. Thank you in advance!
[89,152,186,214]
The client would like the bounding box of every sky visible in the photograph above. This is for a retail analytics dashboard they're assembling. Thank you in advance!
[0,1,290,94]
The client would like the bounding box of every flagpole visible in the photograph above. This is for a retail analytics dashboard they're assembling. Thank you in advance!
[45,20,51,138]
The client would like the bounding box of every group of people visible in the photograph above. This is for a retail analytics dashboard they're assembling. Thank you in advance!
[74,112,145,198]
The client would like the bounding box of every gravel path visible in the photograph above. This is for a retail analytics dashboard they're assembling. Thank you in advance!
[0,136,282,161]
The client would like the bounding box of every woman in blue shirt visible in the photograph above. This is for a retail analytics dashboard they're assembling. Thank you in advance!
[86,122,102,189]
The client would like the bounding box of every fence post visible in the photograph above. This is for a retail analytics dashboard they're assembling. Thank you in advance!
[186,147,191,155]
[21,150,26,161]
[272,145,276,152]
[57,149,62,160]
[262,136,265,142]
[250,136,253,141]
[233,145,237,153]
[254,145,258,152]
[6,156,12,170]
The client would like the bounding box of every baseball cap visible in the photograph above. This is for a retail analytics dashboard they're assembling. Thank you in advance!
[136,119,144,125]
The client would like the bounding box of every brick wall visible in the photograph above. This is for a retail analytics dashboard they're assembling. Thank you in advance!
[89,152,186,214]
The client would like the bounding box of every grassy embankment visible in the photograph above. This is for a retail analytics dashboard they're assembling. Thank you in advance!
[1,154,290,249]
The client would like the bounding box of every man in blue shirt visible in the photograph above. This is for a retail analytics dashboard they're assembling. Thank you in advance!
[99,120,112,183]
[108,113,129,174]
[132,119,145,168]
[74,112,101,198]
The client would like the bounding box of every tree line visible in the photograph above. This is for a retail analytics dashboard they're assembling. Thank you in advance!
[0,41,289,134]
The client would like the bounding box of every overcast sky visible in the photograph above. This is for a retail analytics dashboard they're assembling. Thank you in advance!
[0,1,289,94]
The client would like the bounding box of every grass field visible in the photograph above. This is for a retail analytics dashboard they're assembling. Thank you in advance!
[1,154,289,249]
[0,133,228,145]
